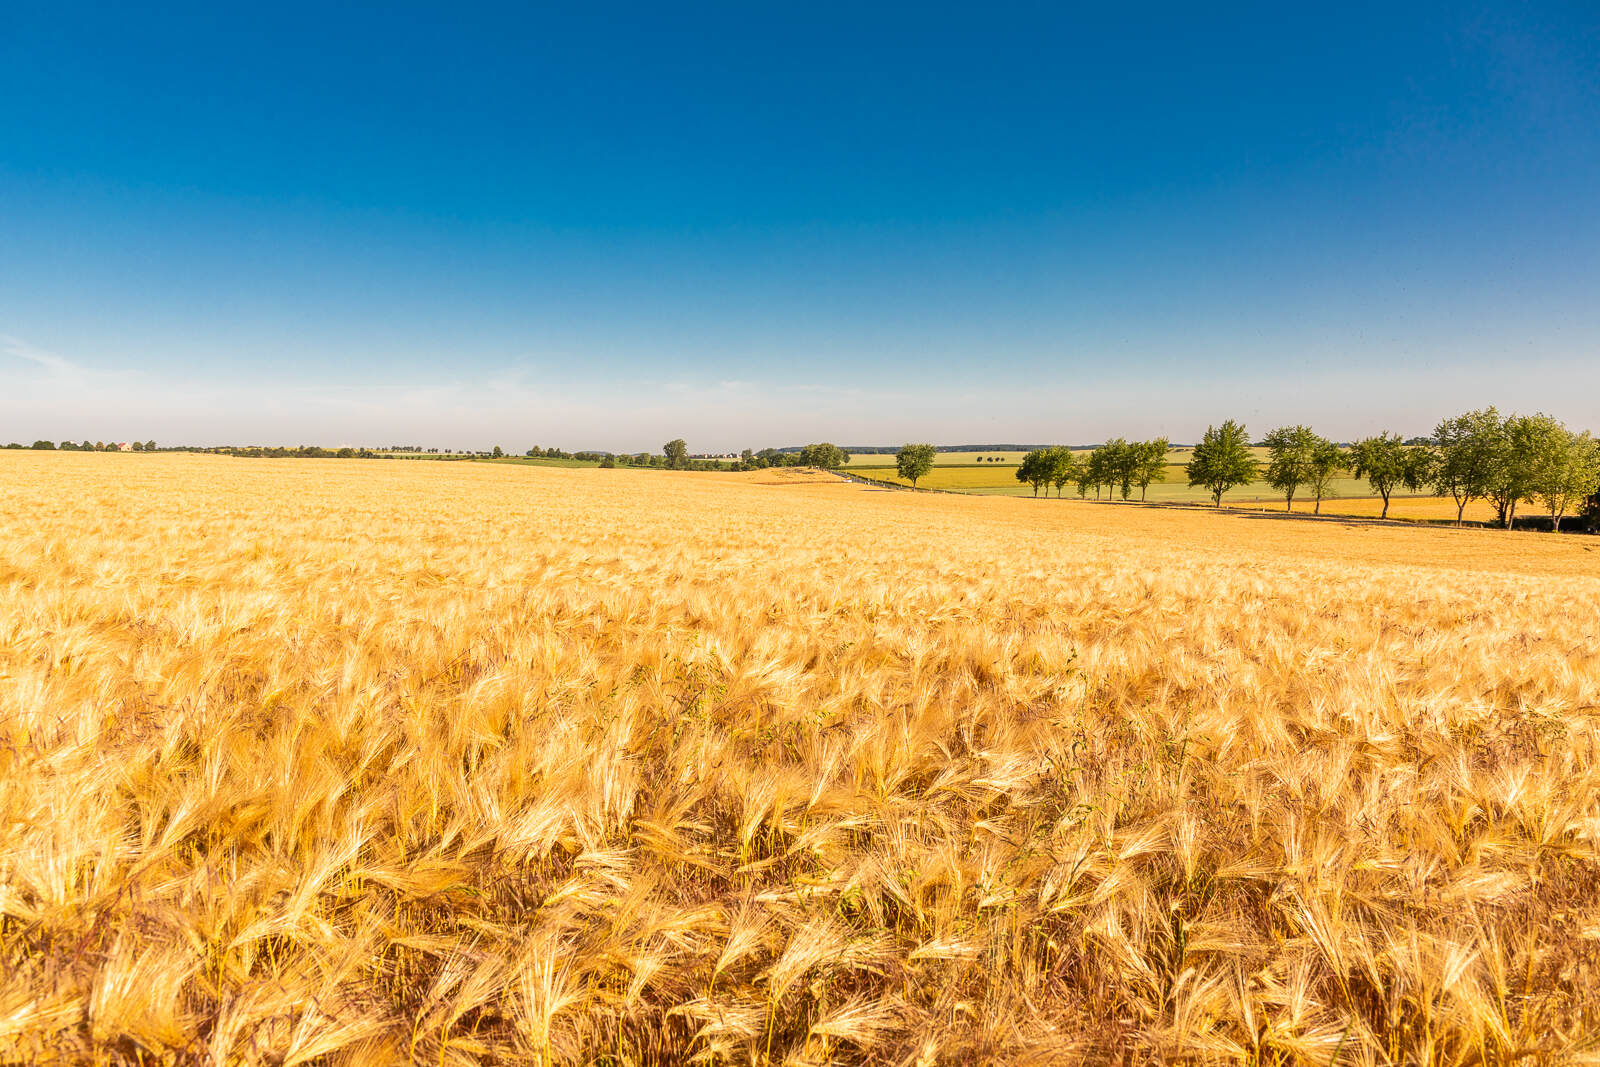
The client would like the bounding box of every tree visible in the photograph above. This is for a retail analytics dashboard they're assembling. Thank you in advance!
[1086,445,1111,500]
[599,454,616,468]
[798,442,846,469]
[1097,438,1140,500]
[1132,438,1169,500]
[491,445,504,458]
[896,442,936,488]
[1305,437,1345,514]
[31,440,55,450]
[1186,420,1258,506]
[1073,458,1094,499]
[663,439,688,469]
[1097,439,1125,499]
[1527,419,1600,531]
[1348,432,1429,519]
[145,440,156,451]
[1049,447,1079,497]
[1487,415,1542,529]
[1263,425,1318,511]
[1015,449,1053,497]
[1431,408,1503,526]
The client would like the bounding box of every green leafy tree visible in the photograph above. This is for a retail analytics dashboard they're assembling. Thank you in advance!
[1305,437,1345,514]
[1049,447,1079,497]
[1093,438,1126,499]
[1526,418,1600,531]
[1348,432,1429,519]
[663,439,688,469]
[1132,438,1169,500]
[30,439,55,450]
[1263,425,1318,511]
[798,442,846,469]
[896,442,936,488]
[491,445,504,458]
[1073,457,1094,499]
[1402,445,1435,502]
[1487,415,1542,529]
[1116,439,1144,499]
[1086,445,1112,500]
[145,440,156,451]
[598,454,616,468]
[1431,408,1504,526]
[1583,486,1600,530]
[1186,420,1259,506]
[1015,449,1052,497]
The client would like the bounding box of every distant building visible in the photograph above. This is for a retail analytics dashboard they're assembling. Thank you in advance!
[116,442,134,452]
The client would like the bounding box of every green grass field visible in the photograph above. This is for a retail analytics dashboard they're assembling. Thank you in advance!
[847,449,1028,468]
[844,448,1425,505]
[480,448,1429,510]
[483,455,603,468]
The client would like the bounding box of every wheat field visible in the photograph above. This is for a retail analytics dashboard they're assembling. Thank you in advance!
[3,452,1599,1065]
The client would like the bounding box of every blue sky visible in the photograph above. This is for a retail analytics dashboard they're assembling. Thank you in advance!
[2,2,1596,449]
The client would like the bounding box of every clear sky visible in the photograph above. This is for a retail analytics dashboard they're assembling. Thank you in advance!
[2,2,1597,450]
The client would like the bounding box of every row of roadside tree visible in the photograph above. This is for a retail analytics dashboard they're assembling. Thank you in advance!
[1006,408,1600,531]
[1013,438,1173,502]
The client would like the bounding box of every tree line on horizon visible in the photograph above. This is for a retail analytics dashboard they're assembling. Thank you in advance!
[582,441,853,472]
[1004,409,1600,531]
[9,439,157,451]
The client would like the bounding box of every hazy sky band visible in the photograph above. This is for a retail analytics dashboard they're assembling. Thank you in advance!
[2,2,1596,448]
